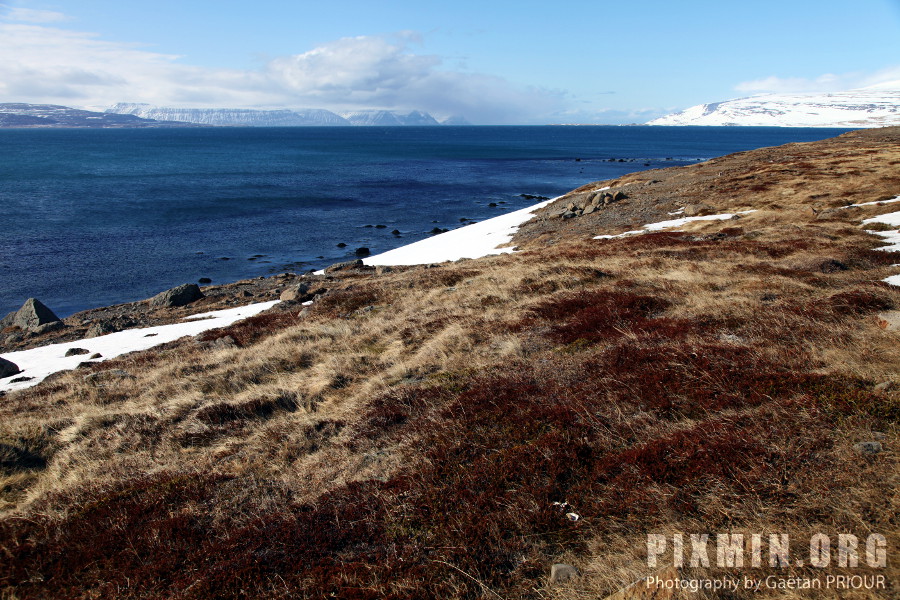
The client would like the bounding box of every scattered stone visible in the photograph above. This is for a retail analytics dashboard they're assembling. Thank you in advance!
[854,441,883,456]
[325,259,364,273]
[428,228,449,234]
[549,563,579,585]
[89,353,102,359]
[613,190,627,202]
[376,266,394,275]
[488,202,498,207]
[149,283,204,308]
[583,205,597,215]
[391,229,401,235]
[64,348,90,357]
[561,211,578,219]
[375,224,387,229]
[32,321,66,335]
[1,298,61,331]
[280,282,314,303]
[9,376,32,384]
[354,247,371,256]
[198,277,212,284]
[86,321,119,338]
[682,203,713,217]
[336,242,348,248]
[0,357,21,378]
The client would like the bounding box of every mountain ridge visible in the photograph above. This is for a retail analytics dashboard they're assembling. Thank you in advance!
[648,86,900,127]
[108,103,461,127]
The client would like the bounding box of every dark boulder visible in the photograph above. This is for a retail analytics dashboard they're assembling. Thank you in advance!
[0,357,21,379]
[149,283,204,308]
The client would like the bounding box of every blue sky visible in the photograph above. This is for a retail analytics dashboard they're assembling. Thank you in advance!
[1,0,899,123]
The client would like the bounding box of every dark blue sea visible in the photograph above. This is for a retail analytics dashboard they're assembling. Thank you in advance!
[0,126,851,317]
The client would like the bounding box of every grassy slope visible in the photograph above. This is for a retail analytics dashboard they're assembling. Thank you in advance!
[1,128,899,599]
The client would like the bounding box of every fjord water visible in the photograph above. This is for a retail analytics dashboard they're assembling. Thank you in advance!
[1,126,850,317]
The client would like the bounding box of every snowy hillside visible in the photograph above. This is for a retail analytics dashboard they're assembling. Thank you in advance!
[648,85,900,127]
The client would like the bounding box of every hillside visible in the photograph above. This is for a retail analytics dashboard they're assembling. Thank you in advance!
[648,86,900,127]
[0,103,195,128]
[1,128,899,599]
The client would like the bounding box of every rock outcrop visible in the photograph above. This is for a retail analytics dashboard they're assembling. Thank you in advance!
[149,284,204,308]
[0,298,61,332]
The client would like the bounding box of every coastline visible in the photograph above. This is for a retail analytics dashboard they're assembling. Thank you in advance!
[1,127,899,598]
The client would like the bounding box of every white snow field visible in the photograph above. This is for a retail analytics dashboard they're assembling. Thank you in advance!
[648,85,900,128]
[0,301,278,393]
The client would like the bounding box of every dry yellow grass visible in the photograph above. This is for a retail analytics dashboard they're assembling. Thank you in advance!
[1,128,898,599]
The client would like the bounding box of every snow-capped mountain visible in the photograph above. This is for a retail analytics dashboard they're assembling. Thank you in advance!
[106,104,351,126]
[648,85,900,127]
[340,110,441,126]
[107,104,452,127]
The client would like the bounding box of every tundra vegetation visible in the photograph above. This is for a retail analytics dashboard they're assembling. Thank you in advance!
[0,128,898,599]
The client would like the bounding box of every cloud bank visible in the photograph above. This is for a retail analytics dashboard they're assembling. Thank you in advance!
[0,13,564,123]
[735,67,900,95]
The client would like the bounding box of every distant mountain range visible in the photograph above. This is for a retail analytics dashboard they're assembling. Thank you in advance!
[648,84,900,127]
[106,104,466,127]
[0,103,470,128]
[0,103,195,128]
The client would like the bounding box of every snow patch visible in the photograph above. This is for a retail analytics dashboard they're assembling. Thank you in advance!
[593,211,754,240]
[861,209,900,286]
[0,301,279,393]
[845,195,900,208]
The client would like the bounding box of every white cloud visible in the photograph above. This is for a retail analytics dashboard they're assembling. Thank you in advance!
[734,67,900,95]
[0,20,565,123]
[0,4,70,23]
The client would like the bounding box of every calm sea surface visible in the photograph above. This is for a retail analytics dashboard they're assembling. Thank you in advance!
[0,126,851,317]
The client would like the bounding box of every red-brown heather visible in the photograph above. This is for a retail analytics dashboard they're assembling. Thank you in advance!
[1,128,899,599]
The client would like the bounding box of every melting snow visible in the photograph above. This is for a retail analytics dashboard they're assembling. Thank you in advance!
[593,211,754,240]
[861,209,900,285]
[0,301,278,393]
